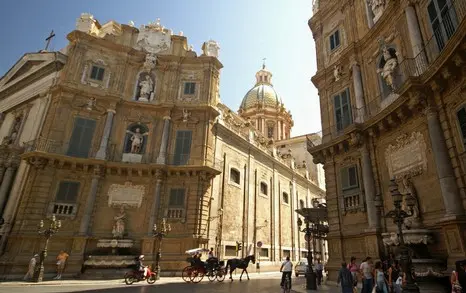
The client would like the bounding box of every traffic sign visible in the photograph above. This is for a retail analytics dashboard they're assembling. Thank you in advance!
[257,241,263,248]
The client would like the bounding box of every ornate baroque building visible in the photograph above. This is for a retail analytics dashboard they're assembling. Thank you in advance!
[307,0,466,284]
[0,14,325,278]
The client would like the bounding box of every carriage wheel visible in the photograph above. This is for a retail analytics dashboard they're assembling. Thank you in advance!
[190,268,205,283]
[216,268,226,282]
[207,268,217,282]
[182,266,193,283]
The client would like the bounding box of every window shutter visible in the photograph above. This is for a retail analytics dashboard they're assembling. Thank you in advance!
[348,166,358,187]
[335,30,340,47]
[169,189,185,206]
[330,35,335,50]
[457,107,466,145]
[67,118,96,158]
[340,167,350,189]
[334,94,343,131]
[56,182,80,203]
[174,131,192,165]
[91,66,98,80]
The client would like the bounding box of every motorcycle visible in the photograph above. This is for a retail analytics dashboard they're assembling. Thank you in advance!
[124,266,157,285]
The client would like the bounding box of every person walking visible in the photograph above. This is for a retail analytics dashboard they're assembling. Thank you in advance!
[388,260,402,293]
[360,257,374,293]
[280,256,293,288]
[316,259,324,285]
[338,262,354,293]
[54,250,69,280]
[347,256,359,287]
[374,261,389,293]
[23,254,39,281]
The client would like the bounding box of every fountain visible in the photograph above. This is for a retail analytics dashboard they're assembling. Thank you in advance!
[381,177,450,293]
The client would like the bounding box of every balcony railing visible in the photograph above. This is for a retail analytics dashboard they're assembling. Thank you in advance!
[24,137,223,170]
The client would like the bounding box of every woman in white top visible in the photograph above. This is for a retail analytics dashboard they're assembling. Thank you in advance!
[280,256,293,287]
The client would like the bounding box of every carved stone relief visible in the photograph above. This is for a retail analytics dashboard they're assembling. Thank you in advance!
[135,19,172,54]
[108,181,145,208]
[385,132,427,179]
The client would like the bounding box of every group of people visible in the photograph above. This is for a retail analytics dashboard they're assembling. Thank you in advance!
[23,250,69,281]
[337,256,405,293]
[338,255,466,293]
[279,257,326,288]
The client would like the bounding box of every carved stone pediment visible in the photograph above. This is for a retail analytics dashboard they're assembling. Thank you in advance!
[385,132,427,179]
[135,19,172,54]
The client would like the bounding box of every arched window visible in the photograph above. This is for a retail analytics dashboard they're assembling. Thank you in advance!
[282,192,289,204]
[299,199,305,209]
[123,123,149,154]
[230,168,240,185]
[260,182,268,195]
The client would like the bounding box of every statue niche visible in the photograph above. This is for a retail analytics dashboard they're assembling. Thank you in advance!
[377,46,400,97]
[122,123,149,163]
[134,72,155,102]
[2,116,23,146]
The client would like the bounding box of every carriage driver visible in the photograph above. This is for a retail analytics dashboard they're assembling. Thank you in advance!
[206,247,218,272]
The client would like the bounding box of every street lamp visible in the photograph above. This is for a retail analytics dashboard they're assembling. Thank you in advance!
[296,202,328,291]
[385,179,420,293]
[152,218,171,279]
[33,215,61,282]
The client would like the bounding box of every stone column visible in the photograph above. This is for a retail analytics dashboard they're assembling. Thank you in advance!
[352,63,367,123]
[0,164,17,216]
[156,116,171,164]
[426,106,465,217]
[79,167,102,235]
[405,5,428,74]
[148,172,163,235]
[95,110,115,160]
[365,2,374,28]
[360,144,379,230]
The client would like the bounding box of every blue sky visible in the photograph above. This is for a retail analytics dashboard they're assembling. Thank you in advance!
[0,0,321,136]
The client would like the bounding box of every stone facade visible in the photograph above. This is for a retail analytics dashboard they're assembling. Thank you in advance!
[0,14,324,278]
[308,0,466,281]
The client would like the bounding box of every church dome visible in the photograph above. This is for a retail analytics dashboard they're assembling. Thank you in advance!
[240,64,283,110]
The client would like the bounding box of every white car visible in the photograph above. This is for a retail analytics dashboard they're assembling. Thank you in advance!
[294,261,309,277]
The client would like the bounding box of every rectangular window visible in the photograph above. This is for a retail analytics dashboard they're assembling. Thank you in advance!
[428,0,457,52]
[457,106,466,147]
[334,89,353,132]
[267,126,274,138]
[260,182,268,195]
[173,130,192,165]
[66,117,96,158]
[329,30,341,51]
[340,165,359,190]
[169,188,185,207]
[184,82,196,95]
[282,192,289,204]
[225,245,237,256]
[90,65,105,81]
[259,248,269,258]
[55,181,80,203]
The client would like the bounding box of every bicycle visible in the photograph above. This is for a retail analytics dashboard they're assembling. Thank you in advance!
[282,273,292,293]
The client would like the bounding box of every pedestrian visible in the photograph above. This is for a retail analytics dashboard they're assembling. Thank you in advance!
[360,257,374,293]
[54,250,69,280]
[451,260,466,293]
[23,254,39,281]
[388,260,401,293]
[338,262,354,293]
[316,259,324,285]
[458,260,466,292]
[374,261,389,293]
[347,256,359,287]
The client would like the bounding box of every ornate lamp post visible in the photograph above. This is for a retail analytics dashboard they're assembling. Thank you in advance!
[296,201,328,291]
[385,179,420,293]
[32,215,61,282]
[152,218,171,279]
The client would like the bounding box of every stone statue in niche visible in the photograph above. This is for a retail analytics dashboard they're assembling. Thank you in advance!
[5,116,23,145]
[401,176,422,228]
[126,127,148,154]
[368,0,386,23]
[112,205,126,239]
[378,46,398,90]
[182,109,191,123]
[138,75,154,102]
[333,65,342,81]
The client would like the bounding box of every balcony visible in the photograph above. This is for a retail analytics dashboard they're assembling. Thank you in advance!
[23,137,223,173]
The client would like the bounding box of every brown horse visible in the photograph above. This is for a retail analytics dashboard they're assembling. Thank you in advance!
[225,255,256,281]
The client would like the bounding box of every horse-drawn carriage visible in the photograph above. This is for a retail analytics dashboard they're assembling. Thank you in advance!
[181,248,226,283]
[181,248,256,283]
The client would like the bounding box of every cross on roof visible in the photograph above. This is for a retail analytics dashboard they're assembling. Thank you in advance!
[44,30,56,51]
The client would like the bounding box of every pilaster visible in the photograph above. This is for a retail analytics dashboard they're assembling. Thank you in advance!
[156,116,171,164]
[78,166,104,235]
[95,109,116,160]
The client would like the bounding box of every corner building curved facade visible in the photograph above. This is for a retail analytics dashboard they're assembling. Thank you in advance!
[308,0,466,283]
